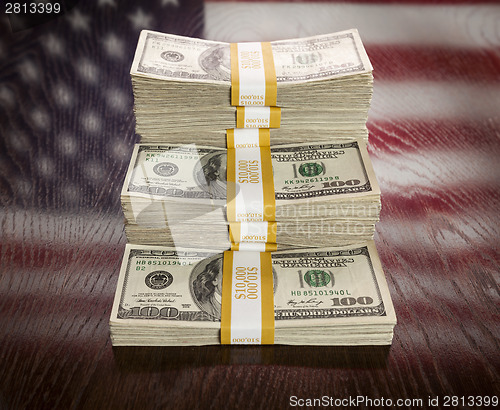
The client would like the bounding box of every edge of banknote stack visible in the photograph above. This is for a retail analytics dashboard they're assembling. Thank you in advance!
[110,29,397,346]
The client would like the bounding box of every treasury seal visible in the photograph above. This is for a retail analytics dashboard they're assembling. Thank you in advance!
[145,271,173,290]
[304,270,331,287]
[161,51,184,62]
[298,162,324,177]
[153,162,179,177]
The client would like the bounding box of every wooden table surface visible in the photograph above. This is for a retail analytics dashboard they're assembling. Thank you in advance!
[1,1,499,409]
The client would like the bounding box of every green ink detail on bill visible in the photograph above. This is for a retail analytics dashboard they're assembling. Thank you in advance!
[298,162,323,177]
[304,270,331,287]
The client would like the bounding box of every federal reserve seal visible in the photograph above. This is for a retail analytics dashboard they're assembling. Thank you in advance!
[304,270,332,287]
[299,162,324,177]
[153,162,179,177]
[161,51,184,62]
[145,271,173,290]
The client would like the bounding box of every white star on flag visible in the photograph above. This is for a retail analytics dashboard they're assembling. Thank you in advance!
[31,108,50,129]
[53,83,74,107]
[162,0,179,6]
[81,111,101,133]
[42,34,65,56]
[19,60,39,82]
[76,58,99,84]
[67,9,91,32]
[102,33,125,59]
[98,0,116,7]
[0,85,15,107]
[128,9,153,31]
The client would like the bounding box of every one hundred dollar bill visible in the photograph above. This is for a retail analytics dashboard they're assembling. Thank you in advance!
[121,140,380,206]
[131,29,372,84]
[110,242,396,331]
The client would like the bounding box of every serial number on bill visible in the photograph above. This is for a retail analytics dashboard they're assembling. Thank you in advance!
[5,3,61,14]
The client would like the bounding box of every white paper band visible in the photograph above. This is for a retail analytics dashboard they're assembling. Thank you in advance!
[231,129,261,148]
[236,42,266,106]
[240,221,269,243]
[234,243,267,252]
[242,106,271,128]
[234,147,265,221]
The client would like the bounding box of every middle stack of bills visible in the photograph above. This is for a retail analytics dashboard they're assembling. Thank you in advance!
[121,139,380,250]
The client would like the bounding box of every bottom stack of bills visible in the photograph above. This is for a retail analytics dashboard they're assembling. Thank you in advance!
[110,241,396,346]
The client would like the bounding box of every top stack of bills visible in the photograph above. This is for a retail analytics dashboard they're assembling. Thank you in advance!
[130,29,373,146]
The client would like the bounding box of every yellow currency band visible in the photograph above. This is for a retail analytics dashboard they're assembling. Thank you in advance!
[220,251,233,345]
[236,106,281,128]
[229,43,239,107]
[261,42,277,106]
[260,252,275,345]
[226,147,236,222]
[260,146,276,221]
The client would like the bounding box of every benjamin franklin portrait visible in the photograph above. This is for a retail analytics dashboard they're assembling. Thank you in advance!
[199,45,231,81]
[195,152,227,199]
[191,256,223,320]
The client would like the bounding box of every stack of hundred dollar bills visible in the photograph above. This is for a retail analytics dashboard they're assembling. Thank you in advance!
[111,28,396,346]
[121,139,381,249]
[110,242,396,346]
[130,29,373,146]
